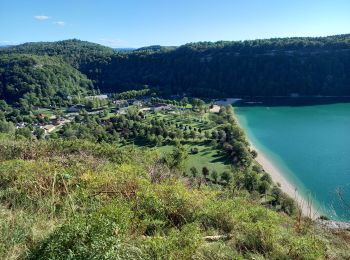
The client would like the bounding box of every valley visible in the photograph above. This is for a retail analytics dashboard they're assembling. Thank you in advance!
[1,37,350,259]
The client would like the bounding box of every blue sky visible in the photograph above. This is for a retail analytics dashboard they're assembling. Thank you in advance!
[1,0,349,47]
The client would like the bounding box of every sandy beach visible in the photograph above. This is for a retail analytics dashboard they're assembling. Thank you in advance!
[219,99,320,217]
[250,143,320,219]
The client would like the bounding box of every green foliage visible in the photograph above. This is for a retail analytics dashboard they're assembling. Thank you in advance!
[96,34,350,96]
[0,138,347,259]
[114,87,150,99]
[0,120,15,134]
[0,53,93,105]
[0,37,349,259]
[1,39,114,69]
[27,202,137,260]
[2,35,350,101]
[138,223,202,259]
[166,142,188,170]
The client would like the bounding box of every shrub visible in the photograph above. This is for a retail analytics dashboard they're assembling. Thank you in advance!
[26,201,136,260]
[200,199,237,233]
[138,223,202,259]
[190,147,199,154]
[194,242,240,260]
[221,171,232,184]
[286,236,326,260]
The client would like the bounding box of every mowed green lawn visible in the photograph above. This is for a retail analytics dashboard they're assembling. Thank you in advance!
[154,141,231,175]
[33,108,56,117]
[120,110,231,175]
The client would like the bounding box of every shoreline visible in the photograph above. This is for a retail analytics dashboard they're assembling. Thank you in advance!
[232,103,322,219]
[250,142,320,219]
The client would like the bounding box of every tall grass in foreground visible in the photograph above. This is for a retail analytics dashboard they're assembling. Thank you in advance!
[0,138,349,259]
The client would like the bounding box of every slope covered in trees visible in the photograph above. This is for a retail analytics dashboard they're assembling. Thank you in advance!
[0,39,114,92]
[0,54,93,106]
[1,39,114,68]
[0,34,350,107]
[99,34,350,96]
[1,34,350,104]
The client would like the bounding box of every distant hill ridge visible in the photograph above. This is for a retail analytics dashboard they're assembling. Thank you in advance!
[1,34,350,103]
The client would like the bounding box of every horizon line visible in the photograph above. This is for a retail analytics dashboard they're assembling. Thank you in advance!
[1,32,349,49]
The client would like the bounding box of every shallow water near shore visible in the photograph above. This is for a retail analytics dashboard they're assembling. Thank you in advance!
[234,99,350,221]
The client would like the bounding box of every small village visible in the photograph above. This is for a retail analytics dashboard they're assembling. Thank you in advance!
[14,94,238,137]
[14,95,187,136]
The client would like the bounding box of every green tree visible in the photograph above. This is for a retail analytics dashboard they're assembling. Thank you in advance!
[190,167,198,178]
[169,143,188,170]
[211,170,219,183]
[221,171,232,184]
[202,167,209,179]
[33,127,45,139]
[16,127,32,139]
[0,120,15,134]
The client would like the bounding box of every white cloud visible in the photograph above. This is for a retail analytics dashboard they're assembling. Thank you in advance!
[34,15,50,20]
[53,21,65,26]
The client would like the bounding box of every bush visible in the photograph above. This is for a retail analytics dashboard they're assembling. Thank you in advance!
[221,171,232,184]
[190,147,199,154]
[139,223,202,259]
[194,242,239,260]
[135,182,201,228]
[200,199,237,233]
[26,201,136,260]
[285,236,326,260]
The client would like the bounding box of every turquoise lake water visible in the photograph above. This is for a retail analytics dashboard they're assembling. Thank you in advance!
[235,100,350,220]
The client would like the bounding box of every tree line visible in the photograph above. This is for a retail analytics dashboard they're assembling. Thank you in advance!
[1,35,349,105]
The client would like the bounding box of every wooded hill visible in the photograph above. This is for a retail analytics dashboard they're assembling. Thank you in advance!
[0,53,93,105]
[1,34,350,104]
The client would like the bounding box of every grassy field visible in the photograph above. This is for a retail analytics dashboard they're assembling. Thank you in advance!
[123,110,231,176]
[33,108,56,117]
[155,142,231,175]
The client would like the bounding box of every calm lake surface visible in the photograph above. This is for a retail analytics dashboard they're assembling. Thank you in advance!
[235,99,350,220]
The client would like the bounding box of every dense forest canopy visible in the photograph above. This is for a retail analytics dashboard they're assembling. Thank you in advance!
[0,54,93,105]
[1,39,114,67]
[100,34,350,96]
[1,34,350,104]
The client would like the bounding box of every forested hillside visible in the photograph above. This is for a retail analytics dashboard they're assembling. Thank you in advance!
[108,35,350,96]
[1,39,114,68]
[0,54,93,105]
[1,35,349,101]
[0,40,113,96]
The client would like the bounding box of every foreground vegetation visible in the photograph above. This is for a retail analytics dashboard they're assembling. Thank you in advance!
[1,136,349,259]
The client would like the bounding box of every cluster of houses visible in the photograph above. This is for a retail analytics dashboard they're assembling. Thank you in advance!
[66,94,187,116]
[41,116,72,134]
[14,114,72,135]
[112,98,178,115]
[15,95,195,136]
